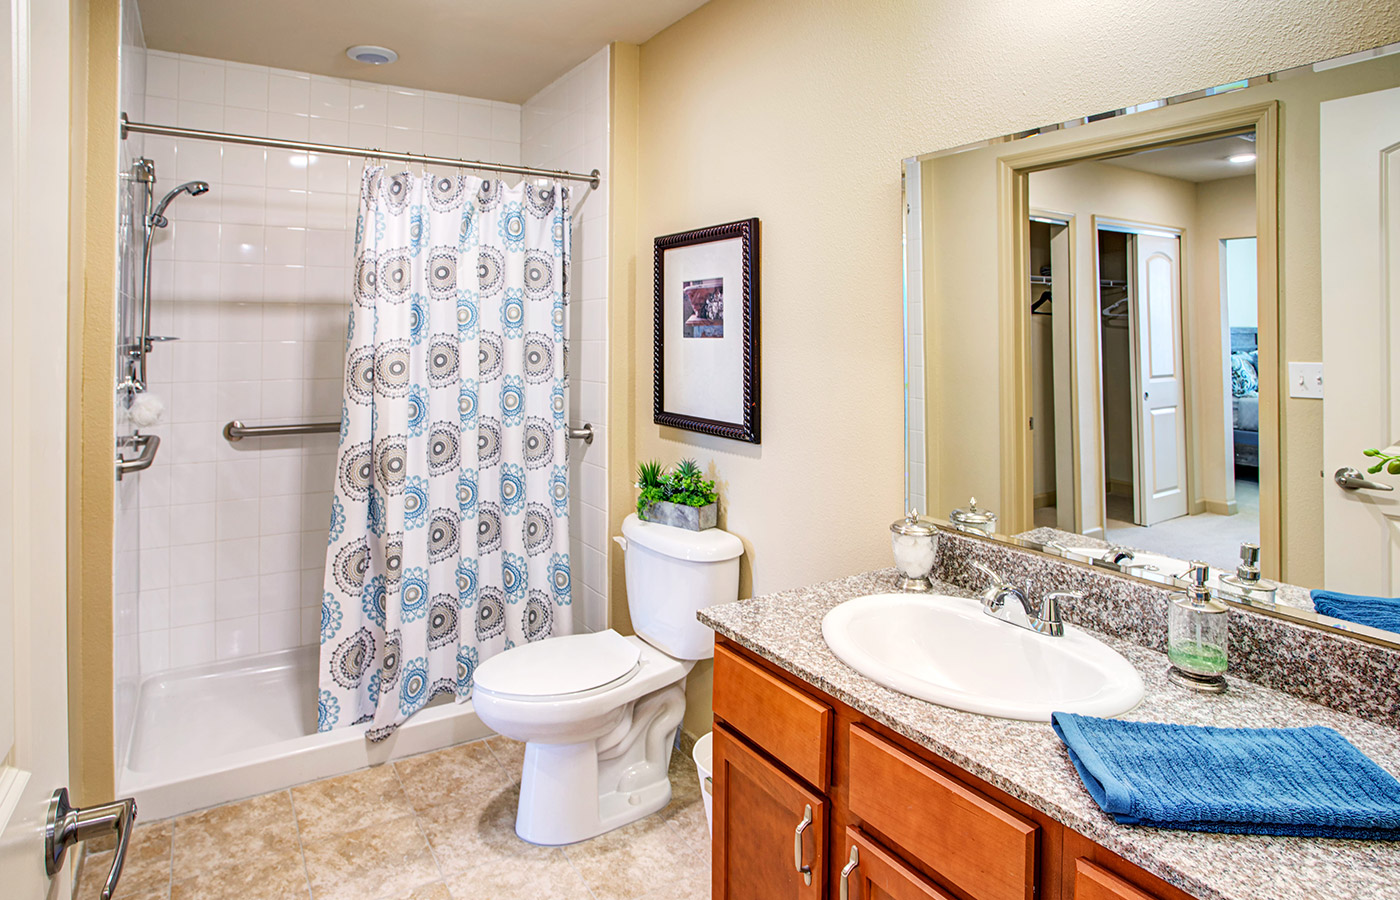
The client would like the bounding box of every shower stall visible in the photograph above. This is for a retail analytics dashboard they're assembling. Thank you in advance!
[111,16,612,820]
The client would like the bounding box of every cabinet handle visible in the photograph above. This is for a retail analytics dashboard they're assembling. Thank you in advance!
[794,803,814,886]
[840,844,860,900]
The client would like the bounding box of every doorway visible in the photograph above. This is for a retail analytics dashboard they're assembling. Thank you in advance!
[1024,130,1266,570]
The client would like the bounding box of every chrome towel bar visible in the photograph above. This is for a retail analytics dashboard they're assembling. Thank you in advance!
[224,419,594,444]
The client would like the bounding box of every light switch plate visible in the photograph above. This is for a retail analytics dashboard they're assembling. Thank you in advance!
[1288,362,1323,399]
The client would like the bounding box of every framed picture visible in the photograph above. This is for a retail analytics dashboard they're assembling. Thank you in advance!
[652,218,761,443]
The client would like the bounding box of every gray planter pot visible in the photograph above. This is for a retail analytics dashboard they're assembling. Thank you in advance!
[641,500,717,531]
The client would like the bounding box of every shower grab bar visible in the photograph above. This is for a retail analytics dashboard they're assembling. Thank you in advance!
[115,432,160,480]
[223,419,595,444]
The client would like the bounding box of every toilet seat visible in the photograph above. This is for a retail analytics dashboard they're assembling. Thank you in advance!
[475,629,642,701]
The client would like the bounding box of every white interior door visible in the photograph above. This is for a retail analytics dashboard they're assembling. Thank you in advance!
[1130,233,1189,526]
[0,0,75,895]
[1321,85,1400,594]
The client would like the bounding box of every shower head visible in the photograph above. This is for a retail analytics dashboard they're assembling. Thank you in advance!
[148,180,210,228]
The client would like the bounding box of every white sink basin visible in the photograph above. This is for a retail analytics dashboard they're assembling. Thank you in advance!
[822,593,1144,721]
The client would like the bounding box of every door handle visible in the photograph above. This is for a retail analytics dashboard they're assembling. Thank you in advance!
[1335,467,1395,492]
[115,432,160,480]
[45,788,137,900]
[793,803,813,886]
[840,844,860,900]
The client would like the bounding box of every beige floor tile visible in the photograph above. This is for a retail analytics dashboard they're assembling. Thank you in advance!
[168,848,308,900]
[415,781,555,876]
[636,876,711,900]
[401,883,452,900]
[80,817,173,895]
[394,739,507,812]
[665,804,711,861]
[290,764,416,842]
[302,815,440,900]
[171,792,297,878]
[565,813,710,900]
[483,736,526,779]
[75,850,171,900]
[442,853,593,900]
[660,745,704,822]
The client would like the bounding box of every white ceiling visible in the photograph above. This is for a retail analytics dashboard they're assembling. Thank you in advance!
[136,0,710,104]
[1101,133,1257,183]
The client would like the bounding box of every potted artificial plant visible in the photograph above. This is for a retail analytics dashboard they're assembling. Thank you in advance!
[636,459,719,531]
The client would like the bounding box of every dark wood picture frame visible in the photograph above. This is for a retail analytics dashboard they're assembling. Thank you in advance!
[652,218,761,443]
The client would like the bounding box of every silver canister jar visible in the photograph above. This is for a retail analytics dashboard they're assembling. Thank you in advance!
[890,511,938,591]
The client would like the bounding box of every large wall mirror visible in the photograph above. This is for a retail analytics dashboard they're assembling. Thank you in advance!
[903,44,1400,647]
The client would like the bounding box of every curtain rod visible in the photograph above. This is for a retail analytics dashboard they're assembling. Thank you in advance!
[119,114,600,189]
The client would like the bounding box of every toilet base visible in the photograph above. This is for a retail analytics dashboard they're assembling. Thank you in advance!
[514,682,686,845]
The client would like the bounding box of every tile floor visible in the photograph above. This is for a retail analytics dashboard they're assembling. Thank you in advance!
[78,736,711,900]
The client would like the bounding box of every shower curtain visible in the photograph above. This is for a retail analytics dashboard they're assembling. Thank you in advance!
[318,167,572,739]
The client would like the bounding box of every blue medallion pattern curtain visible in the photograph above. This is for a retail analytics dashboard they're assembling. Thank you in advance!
[318,167,573,739]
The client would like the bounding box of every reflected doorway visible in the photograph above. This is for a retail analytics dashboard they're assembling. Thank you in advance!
[1028,133,1263,570]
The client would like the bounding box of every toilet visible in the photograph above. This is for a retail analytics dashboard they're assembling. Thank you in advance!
[473,512,743,845]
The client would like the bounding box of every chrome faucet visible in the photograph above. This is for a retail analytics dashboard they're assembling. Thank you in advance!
[971,562,1072,637]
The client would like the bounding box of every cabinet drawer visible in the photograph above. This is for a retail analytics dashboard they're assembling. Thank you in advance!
[848,725,1037,900]
[1074,859,1162,900]
[713,643,832,790]
[841,827,957,900]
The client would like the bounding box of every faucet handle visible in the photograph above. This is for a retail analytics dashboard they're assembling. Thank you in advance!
[1042,591,1078,621]
[971,561,1005,590]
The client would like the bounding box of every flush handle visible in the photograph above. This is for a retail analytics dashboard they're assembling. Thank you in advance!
[45,788,137,900]
[793,803,813,886]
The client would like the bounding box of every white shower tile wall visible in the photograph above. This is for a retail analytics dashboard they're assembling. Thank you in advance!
[114,0,147,768]
[521,47,610,635]
[134,51,525,674]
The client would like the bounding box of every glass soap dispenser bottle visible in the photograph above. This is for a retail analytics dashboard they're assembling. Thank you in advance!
[1167,562,1229,693]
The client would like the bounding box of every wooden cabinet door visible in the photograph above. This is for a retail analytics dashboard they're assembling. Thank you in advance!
[713,723,827,900]
[839,828,957,900]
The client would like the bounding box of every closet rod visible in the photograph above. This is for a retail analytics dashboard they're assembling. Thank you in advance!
[120,114,601,189]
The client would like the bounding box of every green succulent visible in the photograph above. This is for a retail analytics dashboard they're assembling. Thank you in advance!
[635,458,719,519]
[1363,448,1400,476]
[636,460,665,489]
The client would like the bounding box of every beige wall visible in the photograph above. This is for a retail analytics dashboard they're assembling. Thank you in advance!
[1027,161,1200,534]
[69,0,119,805]
[1192,175,1257,513]
[622,0,1399,734]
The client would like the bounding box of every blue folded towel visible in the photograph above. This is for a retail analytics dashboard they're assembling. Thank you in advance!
[1312,589,1400,633]
[1051,712,1400,839]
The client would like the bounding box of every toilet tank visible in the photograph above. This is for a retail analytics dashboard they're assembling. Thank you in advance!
[618,513,743,660]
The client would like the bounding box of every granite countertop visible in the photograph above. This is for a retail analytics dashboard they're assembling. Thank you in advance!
[699,569,1400,900]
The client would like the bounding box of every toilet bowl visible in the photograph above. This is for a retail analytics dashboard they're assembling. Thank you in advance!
[473,513,743,845]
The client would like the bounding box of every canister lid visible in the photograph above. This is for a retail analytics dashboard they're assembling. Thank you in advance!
[890,510,937,537]
[949,497,997,528]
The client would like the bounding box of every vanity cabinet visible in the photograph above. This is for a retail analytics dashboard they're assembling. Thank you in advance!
[711,637,1196,900]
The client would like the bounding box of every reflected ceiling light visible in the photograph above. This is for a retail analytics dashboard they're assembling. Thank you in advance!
[347,45,398,65]
[1228,152,1257,164]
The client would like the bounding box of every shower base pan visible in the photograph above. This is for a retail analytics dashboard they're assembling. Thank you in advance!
[117,645,490,820]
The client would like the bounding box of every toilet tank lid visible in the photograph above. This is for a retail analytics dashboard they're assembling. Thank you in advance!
[622,513,744,562]
[474,630,642,698]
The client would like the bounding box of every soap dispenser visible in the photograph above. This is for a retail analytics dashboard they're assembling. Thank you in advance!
[1167,562,1229,693]
[1218,542,1279,606]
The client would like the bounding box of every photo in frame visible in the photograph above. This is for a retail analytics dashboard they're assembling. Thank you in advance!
[653,218,760,443]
